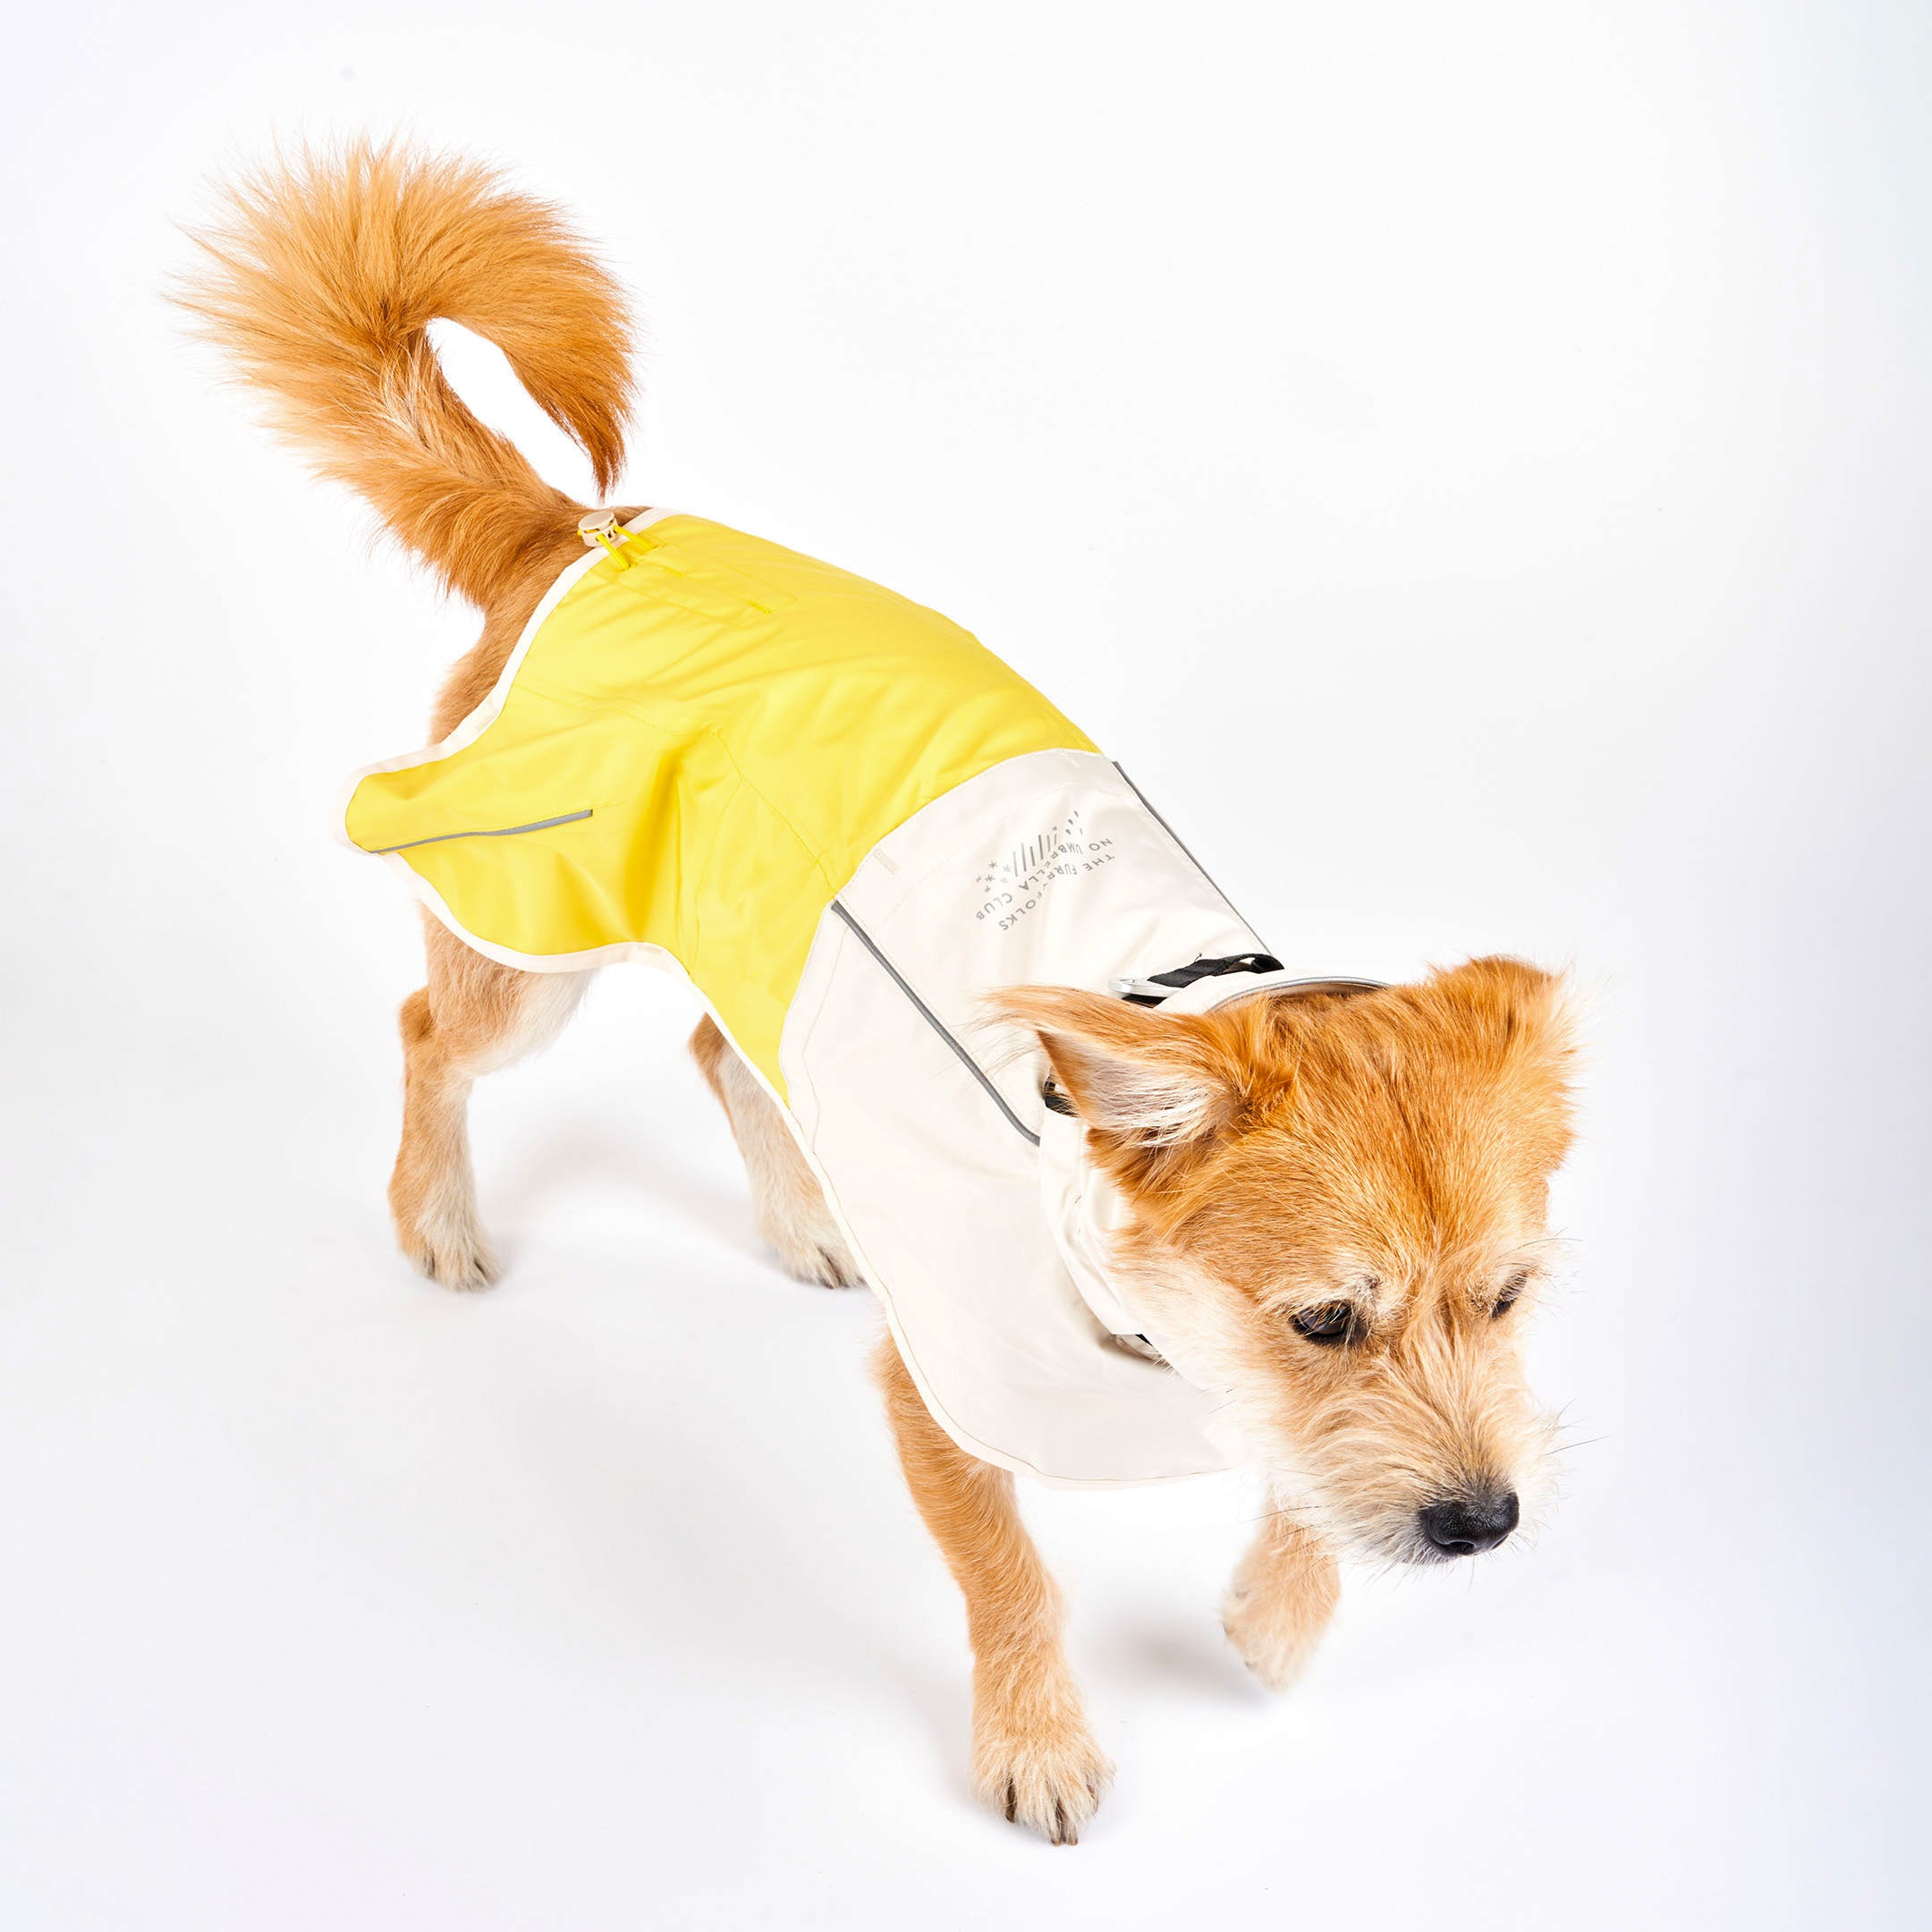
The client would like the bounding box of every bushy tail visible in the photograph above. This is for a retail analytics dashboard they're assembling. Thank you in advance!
[175,140,635,607]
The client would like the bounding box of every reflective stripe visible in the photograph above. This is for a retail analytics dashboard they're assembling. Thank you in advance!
[1113,764,1259,940]
[829,901,1041,1148]
[371,809,592,855]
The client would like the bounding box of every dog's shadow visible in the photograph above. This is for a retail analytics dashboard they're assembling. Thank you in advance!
[1091,1613,1265,1706]
[484,1114,758,1263]
[568,1368,974,1807]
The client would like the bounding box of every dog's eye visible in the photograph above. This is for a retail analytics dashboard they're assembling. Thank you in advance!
[1493,1269,1531,1317]
[1291,1301,1356,1344]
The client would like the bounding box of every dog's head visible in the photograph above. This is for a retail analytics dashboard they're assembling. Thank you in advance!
[996,957,1576,1563]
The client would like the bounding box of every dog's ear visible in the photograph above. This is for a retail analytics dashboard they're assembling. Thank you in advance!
[988,987,1248,1148]
[1424,956,1580,1172]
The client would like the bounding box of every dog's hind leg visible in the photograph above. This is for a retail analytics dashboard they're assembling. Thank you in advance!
[1220,1502,1340,1691]
[690,1016,860,1288]
[875,1335,1112,1845]
[389,919,591,1289]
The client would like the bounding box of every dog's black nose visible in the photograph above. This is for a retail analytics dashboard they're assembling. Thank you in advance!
[1418,1491,1520,1556]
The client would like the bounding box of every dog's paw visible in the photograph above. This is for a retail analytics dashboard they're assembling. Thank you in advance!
[763,1218,862,1289]
[397,1215,499,1292]
[1220,1580,1326,1692]
[787,1241,861,1289]
[971,1704,1113,1845]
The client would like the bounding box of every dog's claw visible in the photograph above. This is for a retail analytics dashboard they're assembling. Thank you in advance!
[976,1711,1111,1843]
[815,1245,861,1288]
[768,1230,861,1289]
[402,1230,499,1292]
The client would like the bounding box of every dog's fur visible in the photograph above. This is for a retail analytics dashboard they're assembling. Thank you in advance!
[179,141,1579,1845]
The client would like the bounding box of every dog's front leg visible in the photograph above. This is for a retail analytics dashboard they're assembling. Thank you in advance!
[1221,1498,1340,1691]
[875,1337,1111,1844]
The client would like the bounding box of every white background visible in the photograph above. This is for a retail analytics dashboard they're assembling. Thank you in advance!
[3,3,1926,1926]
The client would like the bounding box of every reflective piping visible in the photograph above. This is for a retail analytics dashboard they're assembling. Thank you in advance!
[370,809,593,855]
[1113,764,1260,943]
[829,901,1041,1148]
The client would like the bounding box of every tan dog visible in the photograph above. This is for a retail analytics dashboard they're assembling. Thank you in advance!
[179,141,1579,1845]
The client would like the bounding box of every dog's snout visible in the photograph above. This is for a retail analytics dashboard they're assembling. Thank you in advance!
[1418,1491,1520,1557]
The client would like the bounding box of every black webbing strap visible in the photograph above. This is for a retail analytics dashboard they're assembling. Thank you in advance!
[1116,952,1284,1006]
[1038,952,1287,1116]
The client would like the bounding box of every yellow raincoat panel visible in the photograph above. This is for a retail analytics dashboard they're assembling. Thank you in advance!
[343,515,1095,1095]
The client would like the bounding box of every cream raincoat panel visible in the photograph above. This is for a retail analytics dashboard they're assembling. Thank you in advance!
[344,511,1296,1486]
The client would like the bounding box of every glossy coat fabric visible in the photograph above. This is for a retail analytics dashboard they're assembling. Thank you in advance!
[343,511,1095,1097]
[343,511,1301,1484]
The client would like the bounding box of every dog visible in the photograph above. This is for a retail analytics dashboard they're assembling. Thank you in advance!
[178,140,1579,1845]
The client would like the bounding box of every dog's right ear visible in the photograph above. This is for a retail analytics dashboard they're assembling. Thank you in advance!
[987,987,1250,1149]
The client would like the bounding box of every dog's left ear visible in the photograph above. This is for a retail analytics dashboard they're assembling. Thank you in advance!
[1426,955,1580,1170]
[988,987,1249,1149]
[1426,955,1577,1062]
